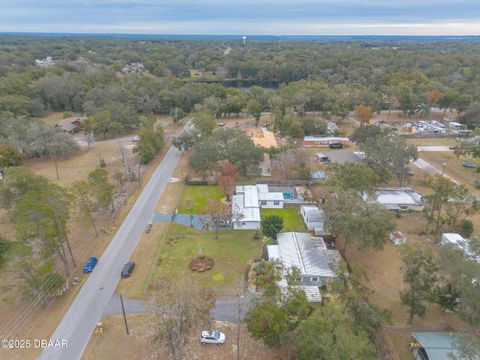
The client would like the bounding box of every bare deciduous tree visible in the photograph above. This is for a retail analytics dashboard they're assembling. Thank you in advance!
[201,200,231,239]
[145,277,213,360]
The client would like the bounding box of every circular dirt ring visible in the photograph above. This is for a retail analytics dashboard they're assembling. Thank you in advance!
[189,256,215,273]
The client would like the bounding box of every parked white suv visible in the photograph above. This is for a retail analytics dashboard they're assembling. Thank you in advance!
[200,330,225,345]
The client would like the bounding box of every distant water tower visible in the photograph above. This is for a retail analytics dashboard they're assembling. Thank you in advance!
[242,35,247,45]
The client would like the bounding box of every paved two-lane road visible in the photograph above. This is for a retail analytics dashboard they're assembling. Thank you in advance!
[39,145,182,360]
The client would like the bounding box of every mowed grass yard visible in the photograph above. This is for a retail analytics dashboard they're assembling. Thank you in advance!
[261,208,306,232]
[154,223,260,293]
[178,185,225,214]
[419,151,479,195]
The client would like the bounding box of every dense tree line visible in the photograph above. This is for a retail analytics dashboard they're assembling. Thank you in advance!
[1,36,480,135]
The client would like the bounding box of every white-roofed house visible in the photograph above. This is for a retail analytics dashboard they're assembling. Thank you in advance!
[267,232,341,302]
[257,184,284,208]
[441,233,480,263]
[232,185,261,230]
[361,188,425,212]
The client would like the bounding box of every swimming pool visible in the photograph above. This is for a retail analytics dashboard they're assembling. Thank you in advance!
[283,192,294,200]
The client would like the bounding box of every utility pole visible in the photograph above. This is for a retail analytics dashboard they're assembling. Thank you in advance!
[237,293,241,360]
[237,286,245,360]
[441,161,447,176]
[137,164,141,188]
[120,294,130,335]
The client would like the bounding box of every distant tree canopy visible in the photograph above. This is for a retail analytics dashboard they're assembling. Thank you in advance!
[351,125,417,185]
[1,36,479,136]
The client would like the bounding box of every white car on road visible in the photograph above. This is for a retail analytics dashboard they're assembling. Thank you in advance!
[200,330,225,345]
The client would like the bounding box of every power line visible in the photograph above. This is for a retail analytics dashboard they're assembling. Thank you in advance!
[0,273,62,338]
[1,277,61,339]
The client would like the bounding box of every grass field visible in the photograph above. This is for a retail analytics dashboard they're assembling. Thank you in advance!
[37,111,64,125]
[154,223,259,293]
[405,137,458,146]
[178,185,225,214]
[261,208,306,232]
[419,151,479,195]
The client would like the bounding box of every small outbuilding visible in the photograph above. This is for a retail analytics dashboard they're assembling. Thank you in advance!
[410,332,461,360]
[389,231,406,246]
[310,171,327,181]
[300,205,326,235]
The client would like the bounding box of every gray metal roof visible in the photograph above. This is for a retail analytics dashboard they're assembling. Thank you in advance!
[301,205,325,222]
[362,187,424,206]
[232,193,260,222]
[411,332,461,360]
[273,232,339,277]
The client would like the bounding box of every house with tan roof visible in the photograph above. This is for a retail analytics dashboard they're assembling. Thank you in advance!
[245,127,278,148]
[55,116,86,134]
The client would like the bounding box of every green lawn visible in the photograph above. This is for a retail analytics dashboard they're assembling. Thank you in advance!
[261,208,306,232]
[177,186,225,214]
[154,223,260,292]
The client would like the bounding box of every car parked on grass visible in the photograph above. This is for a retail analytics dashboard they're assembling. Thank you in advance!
[83,256,98,273]
[463,161,476,168]
[121,261,136,278]
[131,135,141,142]
[200,330,225,345]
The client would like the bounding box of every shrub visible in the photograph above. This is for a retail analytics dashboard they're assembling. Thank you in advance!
[0,236,11,267]
[261,215,284,240]
[212,273,225,282]
[457,219,474,238]
[475,180,480,189]
[433,283,459,312]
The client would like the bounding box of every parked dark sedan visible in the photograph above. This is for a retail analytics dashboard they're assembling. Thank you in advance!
[121,261,136,278]
[329,143,344,149]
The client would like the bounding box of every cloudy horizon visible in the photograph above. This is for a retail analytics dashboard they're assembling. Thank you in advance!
[1,0,480,35]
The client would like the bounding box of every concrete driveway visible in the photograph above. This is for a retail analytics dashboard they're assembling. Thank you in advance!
[101,294,255,322]
[39,145,182,360]
[417,146,453,152]
[327,149,363,164]
[211,294,256,322]
[413,158,459,184]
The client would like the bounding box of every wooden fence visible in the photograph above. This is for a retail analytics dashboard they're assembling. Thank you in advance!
[379,326,401,360]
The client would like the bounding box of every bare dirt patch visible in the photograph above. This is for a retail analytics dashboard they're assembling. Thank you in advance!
[340,212,468,358]
[26,141,127,186]
[189,256,215,272]
[37,112,64,125]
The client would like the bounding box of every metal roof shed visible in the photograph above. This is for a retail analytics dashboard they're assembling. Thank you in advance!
[411,332,461,360]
